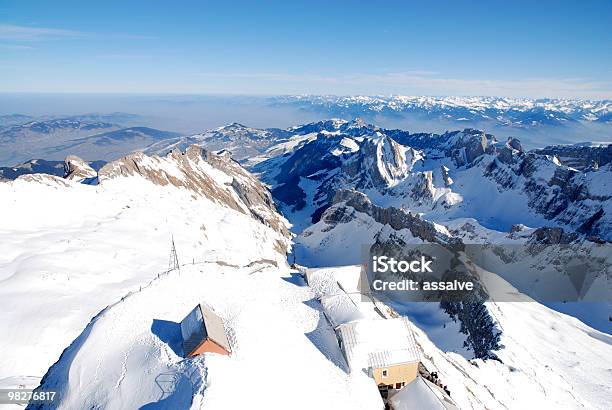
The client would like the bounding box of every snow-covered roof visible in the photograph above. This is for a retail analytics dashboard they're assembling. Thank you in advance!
[337,317,419,371]
[304,265,364,293]
[180,303,231,356]
[321,292,365,328]
[389,376,458,410]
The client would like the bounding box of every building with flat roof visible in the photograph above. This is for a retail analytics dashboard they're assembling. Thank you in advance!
[336,317,420,390]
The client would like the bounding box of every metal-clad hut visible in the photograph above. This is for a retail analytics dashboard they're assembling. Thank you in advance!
[180,303,231,357]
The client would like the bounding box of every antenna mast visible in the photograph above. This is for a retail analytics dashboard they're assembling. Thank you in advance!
[169,235,180,273]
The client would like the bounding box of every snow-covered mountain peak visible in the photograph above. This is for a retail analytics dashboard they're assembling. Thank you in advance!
[145,123,291,162]
[63,155,96,182]
[97,145,291,238]
[342,134,423,189]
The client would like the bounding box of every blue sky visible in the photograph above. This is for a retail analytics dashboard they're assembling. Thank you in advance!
[0,0,610,98]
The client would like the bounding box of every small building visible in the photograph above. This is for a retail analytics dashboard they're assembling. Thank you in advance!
[389,375,458,410]
[180,303,231,358]
[336,317,420,391]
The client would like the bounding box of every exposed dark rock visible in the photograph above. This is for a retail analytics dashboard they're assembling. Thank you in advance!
[506,137,524,152]
[534,143,612,170]
[529,227,578,245]
[331,189,461,247]
[440,165,453,187]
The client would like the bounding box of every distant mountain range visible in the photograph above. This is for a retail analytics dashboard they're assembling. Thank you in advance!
[3,95,612,165]
[46,127,180,159]
[144,122,290,162]
[272,95,612,127]
[0,114,177,166]
[0,114,34,127]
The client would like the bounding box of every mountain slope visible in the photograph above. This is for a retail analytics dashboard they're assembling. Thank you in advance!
[0,146,291,400]
[306,265,612,409]
[27,265,382,410]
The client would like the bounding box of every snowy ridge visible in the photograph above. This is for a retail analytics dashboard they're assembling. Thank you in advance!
[144,123,291,163]
[97,145,290,239]
[0,146,292,406]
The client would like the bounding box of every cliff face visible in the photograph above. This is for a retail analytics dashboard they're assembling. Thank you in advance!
[534,143,612,170]
[339,136,423,190]
[482,149,611,239]
[329,189,457,245]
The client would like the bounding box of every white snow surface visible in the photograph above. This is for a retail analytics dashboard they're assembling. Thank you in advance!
[0,168,336,409]
[29,263,382,409]
[390,376,457,410]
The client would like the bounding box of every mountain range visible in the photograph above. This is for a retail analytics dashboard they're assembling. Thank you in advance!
[273,95,612,127]
[0,116,610,409]
[0,114,178,166]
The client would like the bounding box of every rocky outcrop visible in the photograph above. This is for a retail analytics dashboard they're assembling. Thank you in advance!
[330,189,460,246]
[440,165,453,187]
[98,146,291,243]
[409,171,435,204]
[528,227,578,245]
[534,143,612,170]
[394,128,495,167]
[448,130,490,166]
[64,155,97,182]
[483,149,611,239]
[15,173,72,187]
[340,136,423,190]
[506,137,524,152]
[496,138,524,165]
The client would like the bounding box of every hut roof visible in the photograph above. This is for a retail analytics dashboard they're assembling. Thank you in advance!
[389,375,458,410]
[180,303,231,356]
